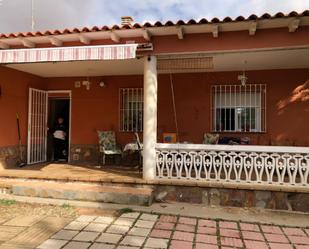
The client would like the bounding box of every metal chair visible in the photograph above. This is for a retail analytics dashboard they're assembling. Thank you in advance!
[134,132,143,173]
[97,130,122,165]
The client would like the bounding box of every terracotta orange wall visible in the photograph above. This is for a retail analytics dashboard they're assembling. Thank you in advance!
[157,69,309,146]
[0,66,44,146]
[45,76,143,145]
[45,69,309,147]
[152,27,309,54]
[11,27,309,55]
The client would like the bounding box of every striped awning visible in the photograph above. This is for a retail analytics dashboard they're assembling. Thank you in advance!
[0,44,138,64]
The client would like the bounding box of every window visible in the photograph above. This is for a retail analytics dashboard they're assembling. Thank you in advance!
[211,84,266,132]
[119,88,143,132]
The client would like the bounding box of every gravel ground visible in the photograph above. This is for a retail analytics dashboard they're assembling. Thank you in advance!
[0,199,79,221]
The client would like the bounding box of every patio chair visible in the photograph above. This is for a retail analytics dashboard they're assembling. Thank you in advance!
[134,132,143,173]
[97,130,122,165]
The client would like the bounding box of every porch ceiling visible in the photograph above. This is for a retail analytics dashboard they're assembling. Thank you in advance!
[4,47,309,77]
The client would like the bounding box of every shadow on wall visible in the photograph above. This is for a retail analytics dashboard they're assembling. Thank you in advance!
[277,79,309,115]
[273,79,309,146]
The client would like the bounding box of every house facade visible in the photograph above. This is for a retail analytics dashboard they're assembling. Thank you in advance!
[0,11,308,193]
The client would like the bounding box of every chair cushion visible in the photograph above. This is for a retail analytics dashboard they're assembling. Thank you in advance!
[203,133,219,145]
[104,150,122,155]
[97,131,117,150]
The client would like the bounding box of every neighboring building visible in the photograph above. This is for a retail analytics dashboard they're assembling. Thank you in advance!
[0,11,308,191]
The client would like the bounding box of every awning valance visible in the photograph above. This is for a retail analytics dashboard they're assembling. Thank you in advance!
[0,44,138,64]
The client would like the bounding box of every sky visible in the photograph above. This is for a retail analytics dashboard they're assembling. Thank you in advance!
[0,0,308,34]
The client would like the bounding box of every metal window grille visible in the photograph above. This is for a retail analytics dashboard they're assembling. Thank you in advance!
[119,88,143,132]
[211,84,266,132]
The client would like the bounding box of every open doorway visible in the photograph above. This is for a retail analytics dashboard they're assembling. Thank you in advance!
[47,97,70,162]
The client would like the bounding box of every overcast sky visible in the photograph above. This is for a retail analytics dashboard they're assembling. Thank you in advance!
[0,0,308,34]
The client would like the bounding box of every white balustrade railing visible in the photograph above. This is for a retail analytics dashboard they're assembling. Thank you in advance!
[155,143,309,190]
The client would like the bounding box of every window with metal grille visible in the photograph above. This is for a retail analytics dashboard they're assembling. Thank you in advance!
[211,84,266,132]
[119,88,143,132]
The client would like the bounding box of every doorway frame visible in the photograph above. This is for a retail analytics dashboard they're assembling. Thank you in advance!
[47,90,72,163]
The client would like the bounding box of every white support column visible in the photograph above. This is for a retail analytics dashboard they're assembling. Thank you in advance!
[143,55,158,180]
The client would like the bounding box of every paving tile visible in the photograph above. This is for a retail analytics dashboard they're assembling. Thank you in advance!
[128,227,151,236]
[242,231,265,241]
[145,238,169,248]
[73,231,100,242]
[4,215,42,227]
[244,239,269,249]
[159,215,177,223]
[295,245,309,249]
[63,241,91,249]
[219,228,241,238]
[89,243,115,249]
[9,217,71,248]
[288,235,309,245]
[176,223,195,233]
[0,226,26,241]
[0,217,8,224]
[120,212,140,219]
[264,233,289,243]
[173,231,194,242]
[195,243,218,249]
[150,229,172,239]
[37,239,68,249]
[240,223,260,232]
[120,235,146,246]
[220,237,243,247]
[76,215,97,223]
[196,234,217,245]
[94,216,115,224]
[197,226,216,235]
[219,221,238,230]
[64,221,89,231]
[106,225,130,234]
[134,220,155,229]
[116,246,139,249]
[96,233,122,244]
[198,220,216,228]
[269,243,294,249]
[178,217,197,226]
[283,227,306,237]
[261,225,283,234]
[170,240,193,249]
[140,214,158,221]
[84,223,108,232]
[114,218,135,227]
[0,242,33,249]
[51,230,79,240]
[155,222,175,230]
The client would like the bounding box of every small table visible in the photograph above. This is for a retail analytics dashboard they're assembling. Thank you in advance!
[123,143,143,152]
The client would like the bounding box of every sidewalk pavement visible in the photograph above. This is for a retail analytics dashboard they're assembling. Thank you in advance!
[1,211,308,249]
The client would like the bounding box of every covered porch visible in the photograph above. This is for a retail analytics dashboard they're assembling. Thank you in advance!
[0,42,308,194]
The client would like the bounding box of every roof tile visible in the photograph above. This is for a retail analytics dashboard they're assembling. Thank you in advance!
[0,10,308,39]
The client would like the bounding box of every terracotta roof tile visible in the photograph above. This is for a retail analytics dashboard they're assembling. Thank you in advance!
[176,20,187,25]
[0,10,308,39]
[235,16,245,21]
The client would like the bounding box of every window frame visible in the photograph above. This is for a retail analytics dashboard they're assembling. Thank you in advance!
[211,84,266,133]
[119,88,144,132]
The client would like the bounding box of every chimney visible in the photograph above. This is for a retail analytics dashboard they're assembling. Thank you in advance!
[121,16,134,26]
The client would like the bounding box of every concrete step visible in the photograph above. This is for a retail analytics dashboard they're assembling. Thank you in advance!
[0,179,153,206]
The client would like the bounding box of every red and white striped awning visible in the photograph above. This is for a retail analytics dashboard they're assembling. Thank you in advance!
[0,44,138,64]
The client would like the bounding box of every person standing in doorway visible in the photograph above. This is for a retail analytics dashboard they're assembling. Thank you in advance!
[52,117,67,162]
